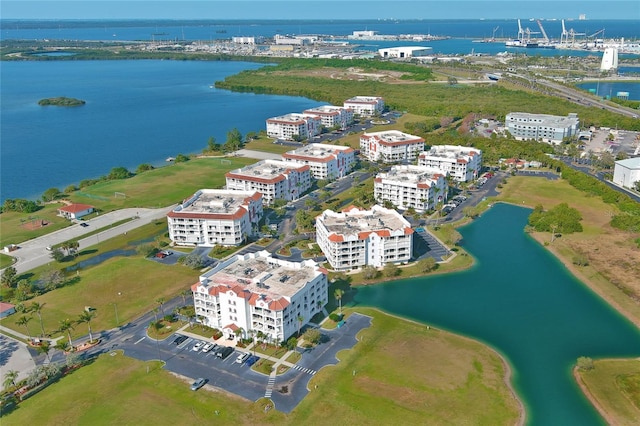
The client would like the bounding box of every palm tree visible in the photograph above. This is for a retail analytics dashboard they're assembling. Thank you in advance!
[37,340,52,363]
[156,298,165,317]
[15,315,33,342]
[180,289,191,306]
[152,307,159,323]
[54,339,70,353]
[30,301,47,337]
[297,315,304,338]
[57,319,75,350]
[3,370,18,390]
[77,310,96,343]
[334,289,345,315]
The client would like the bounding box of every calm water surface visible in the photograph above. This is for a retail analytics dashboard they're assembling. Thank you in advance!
[353,203,640,425]
[0,60,323,201]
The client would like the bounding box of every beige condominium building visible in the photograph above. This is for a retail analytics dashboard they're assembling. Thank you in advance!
[192,250,328,342]
[418,145,482,182]
[374,165,448,212]
[167,189,263,247]
[505,112,579,144]
[360,130,425,163]
[225,160,311,205]
[303,105,354,130]
[282,143,356,180]
[266,113,322,141]
[343,96,385,117]
[316,205,414,271]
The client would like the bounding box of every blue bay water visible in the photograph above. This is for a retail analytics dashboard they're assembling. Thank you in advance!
[353,203,640,425]
[0,60,323,201]
[577,80,640,101]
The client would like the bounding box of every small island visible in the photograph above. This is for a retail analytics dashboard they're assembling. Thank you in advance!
[38,97,86,107]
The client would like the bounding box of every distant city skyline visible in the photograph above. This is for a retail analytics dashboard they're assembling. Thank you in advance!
[2,1,638,20]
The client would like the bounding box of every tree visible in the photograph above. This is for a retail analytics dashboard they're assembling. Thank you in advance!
[16,315,33,342]
[224,128,243,152]
[302,328,321,345]
[206,136,218,152]
[384,262,400,277]
[107,166,132,180]
[40,269,64,292]
[42,187,61,202]
[3,370,18,390]
[30,302,47,337]
[54,339,70,353]
[234,327,244,340]
[67,240,80,258]
[417,257,437,273]
[361,265,378,280]
[152,308,159,323]
[577,356,594,371]
[50,248,65,262]
[156,298,166,317]
[174,153,189,163]
[334,288,345,315]
[64,184,78,194]
[180,289,191,306]
[1,266,17,288]
[136,163,154,173]
[77,309,96,343]
[37,340,52,363]
[57,319,75,350]
[14,279,33,302]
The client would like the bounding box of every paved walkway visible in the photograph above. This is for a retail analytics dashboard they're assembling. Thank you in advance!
[4,206,176,274]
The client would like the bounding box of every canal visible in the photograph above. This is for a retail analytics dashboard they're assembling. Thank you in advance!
[353,203,640,425]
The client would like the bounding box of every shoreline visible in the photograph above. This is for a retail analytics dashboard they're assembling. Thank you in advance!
[572,367,615,425]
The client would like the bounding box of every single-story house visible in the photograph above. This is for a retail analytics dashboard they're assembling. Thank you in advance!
[0,302,16,318]
[58,203,95,220]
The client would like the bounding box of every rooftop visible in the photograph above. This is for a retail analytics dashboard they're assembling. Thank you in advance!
[267,113,319,124]
[362,130,423,145]
[421,145,481,159]
[318,205,411,238]
[507,112,579,127]
[304,105,348,114]
[200,251,323,300]
[615,157,640,169]
[283,143,354,161]
[377,165,445,185]
[58,203,94,213]
[169,189,259,217]
[344,96,383,104]
[227,159,308,180]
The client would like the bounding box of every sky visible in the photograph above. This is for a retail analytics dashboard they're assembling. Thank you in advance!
[1,0,639,20]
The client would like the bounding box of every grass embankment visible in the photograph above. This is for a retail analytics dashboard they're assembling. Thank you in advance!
[0,253,15,269]
[494,175,640,327]
[3,309,521,425]
[67,156,255,212]
[574,359,640,426]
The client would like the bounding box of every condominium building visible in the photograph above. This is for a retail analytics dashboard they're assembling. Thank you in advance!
[167,189,263,247]
[418,145,482,182]
[316,205,414,271]
[192,250,328,342]
[505,112,580,144]
[225,160,311,205]
[613,157,640,189]
[360,130,425,163]
[266,113,322,141]
[303,105,354,130]
[374,165,448,212]
[343,96,385,117]
[282,143,356,180]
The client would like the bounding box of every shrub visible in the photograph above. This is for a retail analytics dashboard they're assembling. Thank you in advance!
[572,255,589,267]
[577,356,594,371]
[329,313,342,322]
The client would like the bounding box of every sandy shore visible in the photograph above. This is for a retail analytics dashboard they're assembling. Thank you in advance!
[572,367,617,425]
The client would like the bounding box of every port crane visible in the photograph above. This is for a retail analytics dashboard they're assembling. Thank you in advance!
[559,19,585,47]
[536,20,550,43]
[492,26,499,40]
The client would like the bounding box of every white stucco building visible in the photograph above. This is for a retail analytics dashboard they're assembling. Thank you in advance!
[343,96,385,117]
[374,165,448,212]
[360,130,425,163]
[192,250,328,342]
[282,143,356,180]
[303,105,354,130]
[316,205,414,271]
[613,157,640,189]
[505,112,580,144]
[378,46,433,58]
[57,203,95,220]
[167,189,263,247]
[266,113,322,141]
[225,160,311,205]
[418,145,483,182]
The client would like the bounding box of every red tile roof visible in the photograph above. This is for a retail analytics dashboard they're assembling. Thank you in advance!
[58,203,94,213]
[268,298,290,311]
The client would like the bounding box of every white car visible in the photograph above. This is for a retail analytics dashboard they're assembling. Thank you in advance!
[235,352,250,364]
[192,341,204,352]
[201,343,213,353]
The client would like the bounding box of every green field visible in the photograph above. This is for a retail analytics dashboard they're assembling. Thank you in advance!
[67,157,256,211]
[576,359,640,426]
[0,202,73,247]
[3,308,520,425]
[0,253,15,269]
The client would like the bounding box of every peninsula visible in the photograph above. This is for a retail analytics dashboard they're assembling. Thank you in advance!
[38,96,85,107]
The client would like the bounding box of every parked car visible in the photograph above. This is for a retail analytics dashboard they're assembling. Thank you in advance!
[235,352,250,364]
[80,222,89,227]
[155,252,168,259]
[192,341,204,352]
[216,346,234,359]
[201,343,213,353]
[173,335,188,345]
[190,378,206,391]
[245,355,260,367]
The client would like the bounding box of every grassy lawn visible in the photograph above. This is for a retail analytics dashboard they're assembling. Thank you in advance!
[3,309,520,425]
[0,202,72,247]
[0,253,15,269]
[242,137,292,154]
[147,319,187,340]
[0,257,199,340]
[575,359,640,426]
[67,157,256,212]
[3,351,281,424]
[252,343,288,359]
[285,351,302,364]
[184,324,220,340]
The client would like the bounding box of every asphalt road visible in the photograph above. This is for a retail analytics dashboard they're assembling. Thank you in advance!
[5,206,176,274]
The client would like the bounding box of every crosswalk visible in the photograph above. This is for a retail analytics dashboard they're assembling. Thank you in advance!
[264,376,276,398]
[291,364,316,375]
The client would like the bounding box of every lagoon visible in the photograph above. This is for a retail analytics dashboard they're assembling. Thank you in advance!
[353,203,640,425]
[0,60,323,202]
